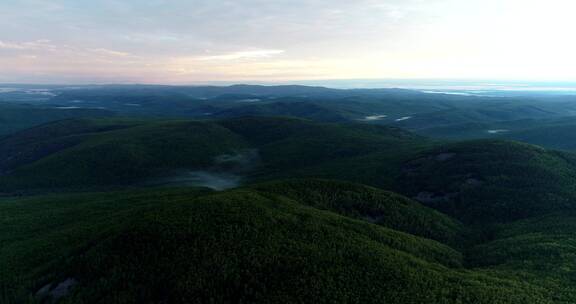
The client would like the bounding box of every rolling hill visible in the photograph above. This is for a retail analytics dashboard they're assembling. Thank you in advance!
[0,117,423,192]
[4,117,576,225]
[502,123,576,150]
[0,103,113,137]
[4,116,576,221]
[398,140,576,223]
[4,115,576,303]
[1,180,568,304]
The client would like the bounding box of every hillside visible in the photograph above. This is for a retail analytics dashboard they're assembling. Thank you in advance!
[251,179,463,245]
[0,117,424,192]
[5,117,576,227]
[0,118,248,191]
[211,101,353,122]
[399,140,576,223]
[0,180,565,304]
[0,103,113,137]
[503,123,576,150]
[4,117,576,223]
[4,115,576,302]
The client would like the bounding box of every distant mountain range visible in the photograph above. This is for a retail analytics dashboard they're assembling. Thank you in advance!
[3,84,576,150]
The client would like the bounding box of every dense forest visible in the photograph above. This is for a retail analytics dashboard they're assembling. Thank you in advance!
[2,85,576,303]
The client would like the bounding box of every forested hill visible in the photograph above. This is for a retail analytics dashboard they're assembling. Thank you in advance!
[3,116,576,227]
[4,115,576,303]
[5,84,576,153]
[2,179,576,303]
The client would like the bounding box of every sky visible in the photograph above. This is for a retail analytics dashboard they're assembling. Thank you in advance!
[1,0,576,84]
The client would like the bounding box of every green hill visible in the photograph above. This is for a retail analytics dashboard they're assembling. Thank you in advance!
[0,180,562,304]
[399,140,576,223]
[219,117,423,176]
[0,118,248,191]
[0,103,113,137]
[503,123,576,151]
[5,117,576,226]
[5,117,576,228]
[251,179,463,245]
[0,117,424,192]
[8,85,576,303]
[211,101,354,122]
[4,114,576,303]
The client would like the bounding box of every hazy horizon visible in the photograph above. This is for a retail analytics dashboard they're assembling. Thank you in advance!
[2,0,576,84]
[6,79,576,92]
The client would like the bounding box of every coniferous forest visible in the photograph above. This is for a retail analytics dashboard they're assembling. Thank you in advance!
[3,85,576,303]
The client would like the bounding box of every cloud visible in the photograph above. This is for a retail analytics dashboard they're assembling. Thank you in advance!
[88,48,131,57]
[0,0,427,83]
[0,39,53,50]
[197,50,285,61]
[0,39,132,58]
[5,0,576,83]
